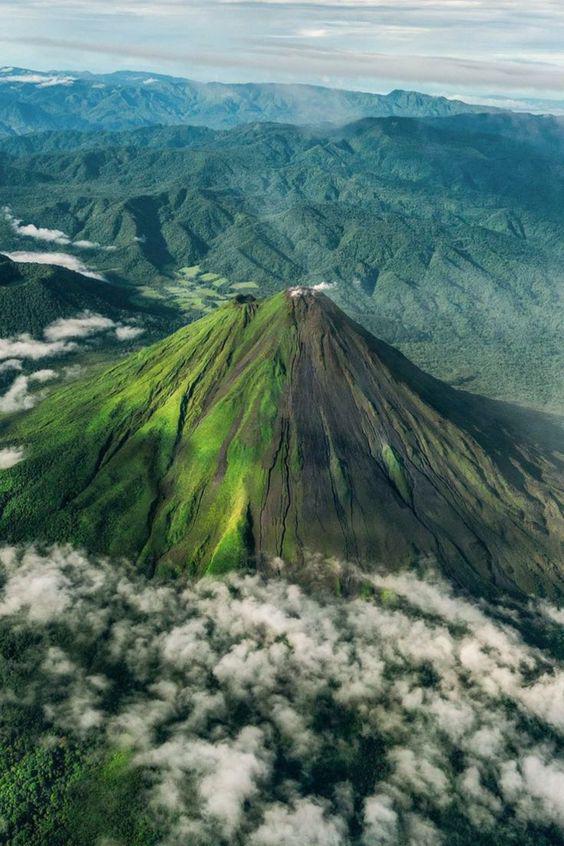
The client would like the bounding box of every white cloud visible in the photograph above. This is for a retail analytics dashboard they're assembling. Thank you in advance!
[289,283,335,297]
[3,208,107,253]
[0,368,57,413]
[0,313,145,406]
[44,313,117,341]
[0,333,75,362]
[0,547,562,844]
[0,549,72,621]
[0,358,23,373]
[73,239,101,249]
[115,325,144,341]
[0,72,75,87]
[10,222,70,245]
[0,445,25,468]
[295,28,328,39]
[363,795,398,845]
[1,250,106,281]
[252,799,346,845]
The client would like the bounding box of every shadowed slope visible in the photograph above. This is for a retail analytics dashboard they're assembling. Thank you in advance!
[0,254,141,336]
[0,290,561,597]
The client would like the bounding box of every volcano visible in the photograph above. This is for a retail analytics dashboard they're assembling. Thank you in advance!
[0,289,562,597]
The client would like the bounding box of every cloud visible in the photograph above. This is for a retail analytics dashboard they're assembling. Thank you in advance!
[44,313,117,341]
[3,207,107,252]
[0,445,25,468]
[1,250,106,281]
[0,72,75,87]
[0,333,76,362]
[115,325,144,341]
[295,28,328,39]
[2,0,564,100]
[251,799,347,845]
[0,312,145,393]
[0,358,23,373]
[42,312,145,343]
[289,283,335,297]
[72,239,102,249]
[0,312,145,416]
[0,546,561,844]
[0,369,57,412]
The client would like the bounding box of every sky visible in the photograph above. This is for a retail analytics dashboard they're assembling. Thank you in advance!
[0,1,563,107]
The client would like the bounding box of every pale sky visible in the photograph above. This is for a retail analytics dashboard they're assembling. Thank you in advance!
[1,0,563,105]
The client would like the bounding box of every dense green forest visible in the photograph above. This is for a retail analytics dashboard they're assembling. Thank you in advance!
[1,111,562,408]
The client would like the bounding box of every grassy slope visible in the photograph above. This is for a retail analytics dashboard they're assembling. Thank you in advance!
[0,291,561,597]
[0,297,284,573]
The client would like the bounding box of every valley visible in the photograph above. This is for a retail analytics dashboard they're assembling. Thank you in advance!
[1,112,562,409]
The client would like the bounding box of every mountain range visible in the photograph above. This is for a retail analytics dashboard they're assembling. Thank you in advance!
[2,111,563,409]
[1,290,561,598]
[0,67,500,137]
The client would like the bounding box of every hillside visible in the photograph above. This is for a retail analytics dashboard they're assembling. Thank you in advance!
[0,253,147,337]
[0,290,561,598]
[0,67,498,136]
[1,112,563,408]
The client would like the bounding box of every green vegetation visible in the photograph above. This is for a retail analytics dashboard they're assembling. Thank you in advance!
[0,623,158,846]
[0,255,145,338]
[161,265,259,314]
[0,290,561,597]
[1,112,562,408]
[381,444,411,504]
[0,69,495,137]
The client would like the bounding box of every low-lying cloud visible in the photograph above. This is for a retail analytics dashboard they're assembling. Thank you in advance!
[0,71,75,87]
[1,250,106,280]
[43,313,117,341]
[0,312,144,414]
[0,545,561,845]
[3,206,110,253]
[0,368,57,412]
[0,333,75,362]
[0,445,25,468]
[0,311,144,364]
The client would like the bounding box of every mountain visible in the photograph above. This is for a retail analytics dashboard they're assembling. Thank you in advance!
[2,112,562,409]
[0,67,499,137]
[1,290,561,598]
[0,253,144,337]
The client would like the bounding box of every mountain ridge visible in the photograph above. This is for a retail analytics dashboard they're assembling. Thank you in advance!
[0,66,500,137]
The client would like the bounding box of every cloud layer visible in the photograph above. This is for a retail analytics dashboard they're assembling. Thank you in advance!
[0,1,563,99]
[0,545,562,845]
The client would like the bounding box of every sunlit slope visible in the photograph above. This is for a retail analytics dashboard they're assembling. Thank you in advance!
[0,290,561,596]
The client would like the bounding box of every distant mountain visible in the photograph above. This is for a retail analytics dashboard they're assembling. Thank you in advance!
[0,67,499,136]
[1,290,561,598]
[2,112,562,409]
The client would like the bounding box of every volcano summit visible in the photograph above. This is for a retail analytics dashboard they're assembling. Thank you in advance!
[0,289,561,597]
